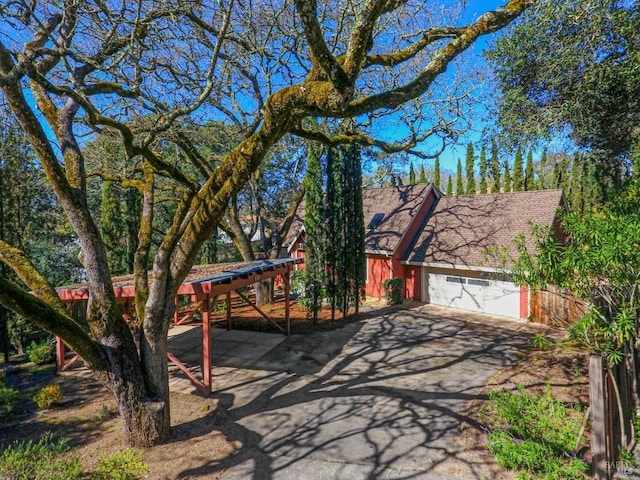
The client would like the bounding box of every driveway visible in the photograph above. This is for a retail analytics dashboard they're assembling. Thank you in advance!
[178,304,547,480]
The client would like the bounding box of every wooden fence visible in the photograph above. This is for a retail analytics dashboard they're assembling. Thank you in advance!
[590,355,636,479]
[530,286,587,327]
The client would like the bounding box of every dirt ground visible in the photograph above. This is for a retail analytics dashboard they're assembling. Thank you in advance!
[0,302,589,480]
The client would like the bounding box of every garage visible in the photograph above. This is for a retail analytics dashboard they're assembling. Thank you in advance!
[422,269,522,319]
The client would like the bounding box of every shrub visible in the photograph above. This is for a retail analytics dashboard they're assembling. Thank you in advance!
[0,386,19,418]
[33,383,64,410]
[0,432,82,480]
[94,449,149,480]
[27,340,55,365]
[481,384,589,479]
[382,278,404,305]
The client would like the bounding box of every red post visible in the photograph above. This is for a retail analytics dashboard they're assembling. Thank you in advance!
[55,336,65,371]
[284,271,290,336]
[202,295,211,393]
[226,291,231,330]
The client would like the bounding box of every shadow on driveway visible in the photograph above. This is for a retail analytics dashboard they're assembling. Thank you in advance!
[170,304,548,479]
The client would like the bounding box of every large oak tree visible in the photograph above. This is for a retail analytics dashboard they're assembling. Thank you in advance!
[0,0,530,447]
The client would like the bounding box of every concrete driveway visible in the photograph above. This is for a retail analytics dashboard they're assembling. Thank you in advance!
[176,304,547,480]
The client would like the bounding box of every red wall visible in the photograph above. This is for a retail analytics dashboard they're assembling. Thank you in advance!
[366,255,391,298]
[403,265,422,301]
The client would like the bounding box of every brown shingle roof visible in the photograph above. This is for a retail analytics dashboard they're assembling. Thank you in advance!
[285,183,434,254]
[406,189,565,268]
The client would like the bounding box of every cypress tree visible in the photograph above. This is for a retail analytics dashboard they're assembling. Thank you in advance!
[446,175,453,195]
[433,156,441,190]
[479,144,488,193]
[503,161,512,192]
[465,142,475,194]
[539,149,548,189]
[325,146,338,321]
[513,147,524,191]
[419,164,427,183]
[409,161,416,184]
[341,144,365,316]
[456,159,464,194]
[569,153,584,213]
[304,144,324,323]
[101,180,127,275]
[490,139,501,192]
[525,149,535,191]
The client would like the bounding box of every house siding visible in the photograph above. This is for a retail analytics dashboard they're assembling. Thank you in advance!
[366,254,391,298]
[403,264,422,301]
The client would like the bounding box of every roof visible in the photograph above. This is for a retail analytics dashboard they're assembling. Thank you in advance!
[56,258,302,301]
[406,189,565,269]
[285,183,434,254]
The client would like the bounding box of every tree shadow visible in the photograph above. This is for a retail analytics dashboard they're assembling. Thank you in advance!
[168,305,545,479]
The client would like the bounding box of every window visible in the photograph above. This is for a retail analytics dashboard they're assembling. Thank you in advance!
[367,213,385,230]
[468,278,490,287]
[446,276,465,284]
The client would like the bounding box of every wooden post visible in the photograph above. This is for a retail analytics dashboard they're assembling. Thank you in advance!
[284,271,290,336]
[55,335,65,371]
[226,291,231,330]
[590,355,609,480]
[202,294,211,393]
[174,296,179,325]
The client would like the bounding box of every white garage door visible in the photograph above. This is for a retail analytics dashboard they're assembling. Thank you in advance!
[424,271,521,319]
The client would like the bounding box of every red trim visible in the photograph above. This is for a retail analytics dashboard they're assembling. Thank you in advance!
[520,285,529,319]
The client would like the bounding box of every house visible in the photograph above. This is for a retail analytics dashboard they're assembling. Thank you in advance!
[285,185,565,320]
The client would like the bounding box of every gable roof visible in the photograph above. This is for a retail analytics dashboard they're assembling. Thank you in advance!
[406,189,565,269]
[285,183,435,254]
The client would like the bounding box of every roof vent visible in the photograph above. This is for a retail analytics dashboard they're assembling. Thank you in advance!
[367,212,385,230]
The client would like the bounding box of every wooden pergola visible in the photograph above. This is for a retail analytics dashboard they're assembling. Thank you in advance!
[55,258,302,394]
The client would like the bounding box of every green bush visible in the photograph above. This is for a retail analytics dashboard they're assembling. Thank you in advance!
[0,432,82,480]
[94,449,149,480]
[33,383,64,410]
[27,340,55,365]
[482,385,589,479]
[0,385,19,418]
[382,278,404,305]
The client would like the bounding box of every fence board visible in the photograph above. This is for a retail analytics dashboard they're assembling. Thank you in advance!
[530,286,586,326]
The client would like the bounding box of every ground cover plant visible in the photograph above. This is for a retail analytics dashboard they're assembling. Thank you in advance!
[0,433,149,480]
[481,384,589,479]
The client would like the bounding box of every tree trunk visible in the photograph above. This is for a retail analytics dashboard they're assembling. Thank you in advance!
[254,280,273,307]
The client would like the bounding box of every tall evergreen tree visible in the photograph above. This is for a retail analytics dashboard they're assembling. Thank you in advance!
[325,146,339,321]
[503,161,512,192]
[490,139,501,192]
[419,164,427,183]
[433,156,441,190]
[408,161,416,184]
[304,145,324,323]
[568,154,584,213]
[539,149,548,189]
[479,144,488,193]
[465,142,475,194]
[100,181,128,275]
[446,175,453,195]
[456,159,464,194]
[339,144,366,316]
[525,149,535,191]
[512,147,524,191]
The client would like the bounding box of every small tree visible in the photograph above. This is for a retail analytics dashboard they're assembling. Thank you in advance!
[512,178,640,406]
[456,159,464,194]
[419,164,428,184]
[512,147,524,191]
[479,144,488,193]
[465,142,475,194]
[433,157,441,190]
[408,162,416,184]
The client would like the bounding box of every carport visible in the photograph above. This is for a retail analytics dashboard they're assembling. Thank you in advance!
[55,258,302,394]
